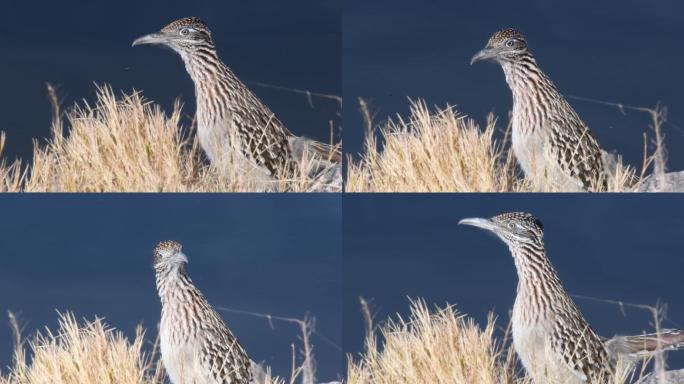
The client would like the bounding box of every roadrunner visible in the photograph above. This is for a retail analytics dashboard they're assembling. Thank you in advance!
[471,29,606,192]
[154,240,253,384]
[133,17,340,180]
[459,212,684,383]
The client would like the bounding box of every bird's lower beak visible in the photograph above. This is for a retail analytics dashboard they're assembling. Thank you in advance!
[132,33,168,47]
[470,48,496,65]
[458,217,497,232]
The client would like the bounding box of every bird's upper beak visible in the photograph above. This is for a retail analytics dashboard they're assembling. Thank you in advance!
[177,251,189,264]
[458,217,499,233]
[470,47,497,65]
[132,32,169,47]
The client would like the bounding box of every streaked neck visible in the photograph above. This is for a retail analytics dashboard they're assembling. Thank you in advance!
[500,54,561,128]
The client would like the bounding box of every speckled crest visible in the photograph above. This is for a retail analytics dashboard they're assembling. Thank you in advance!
[155,239,182,253]
[488,28,526,46]
[492,212,543,231]
[161,17,210,34]
[154,240,182,262]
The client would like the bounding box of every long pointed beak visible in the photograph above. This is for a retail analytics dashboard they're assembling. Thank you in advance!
[177,251,189,264]
[458,217,498,232]
[470,48,495,65]
[132,33,169,47]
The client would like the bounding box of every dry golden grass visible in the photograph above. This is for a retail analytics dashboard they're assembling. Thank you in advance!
[0,85,339,192]
[347,299,522,384]
[0,312,163,384]
[347,299,652,384]
[0,133,24,192]
[346,99,659,192]
[0,312,303,384]
[347,101,523,192]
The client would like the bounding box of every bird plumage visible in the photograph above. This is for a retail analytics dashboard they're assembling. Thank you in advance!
[472,29,606,191]
[133,17,340,181]
[606,330,684,361]
[460,213,684,383]
[154,240,253,384]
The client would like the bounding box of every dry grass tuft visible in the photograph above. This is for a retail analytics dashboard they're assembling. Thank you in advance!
[0,312,294,384]
[347,299,523,384]
[0,133,25,192]
[0,85,338,192]
[0,312,162,384]
[347,100,523,192]
[347,299,650,384]
[346,99,659,192]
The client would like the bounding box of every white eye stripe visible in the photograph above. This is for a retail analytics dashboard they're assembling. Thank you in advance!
[180,27,198,36]
[179,27,200,36]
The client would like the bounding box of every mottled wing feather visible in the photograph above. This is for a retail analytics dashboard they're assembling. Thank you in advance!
[550,299,612,382]
[548,116,605,191]
[230,98,293,176]
[200,310,253,384]
[219,69,294,176]
[553,324,610,381]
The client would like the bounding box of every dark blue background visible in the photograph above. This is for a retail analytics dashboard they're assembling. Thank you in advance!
[0,194,342,381]
[343,194,684,371]
[0,0,341,162]
[344,0,684,173]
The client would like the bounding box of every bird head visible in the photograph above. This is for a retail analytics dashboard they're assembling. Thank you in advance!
[153,240,188,270]
[132,17,214,53]
[459,212,544,247]
[470,28,529,65]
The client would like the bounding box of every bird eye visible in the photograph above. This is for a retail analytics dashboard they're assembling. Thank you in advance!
[508,222,517,230]
[180,28,190,36]
[506,39,516,48]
